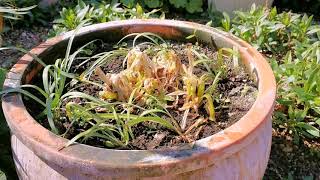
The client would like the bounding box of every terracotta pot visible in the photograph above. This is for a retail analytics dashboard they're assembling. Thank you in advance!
[2,20,276,180]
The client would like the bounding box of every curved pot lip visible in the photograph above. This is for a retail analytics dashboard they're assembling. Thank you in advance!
[2,19,276,175]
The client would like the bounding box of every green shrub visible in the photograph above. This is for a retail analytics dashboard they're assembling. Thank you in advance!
[49,1,161,37]
[220,5,320,140]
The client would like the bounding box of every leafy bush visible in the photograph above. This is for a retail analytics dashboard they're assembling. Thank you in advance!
[220,5,320,139]
[49,1,161,37]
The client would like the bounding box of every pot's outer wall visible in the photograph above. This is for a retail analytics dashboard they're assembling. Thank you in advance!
[2,20,276,180]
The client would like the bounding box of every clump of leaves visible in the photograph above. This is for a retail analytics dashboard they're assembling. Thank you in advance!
[220,4,320,139]
[49,1,160,37]
[78,33,223,143]
[271,42,320,139]
[221,4,319,54]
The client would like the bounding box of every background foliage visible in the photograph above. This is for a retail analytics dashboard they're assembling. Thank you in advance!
[273,0,320,17]
[220,5,320,140]
[1,0,63,27]
[48,0,162,36]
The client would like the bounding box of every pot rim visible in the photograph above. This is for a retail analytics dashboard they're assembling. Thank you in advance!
[2,19,276,176]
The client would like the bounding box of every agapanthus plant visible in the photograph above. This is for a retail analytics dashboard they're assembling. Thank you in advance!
[1,31,237,148]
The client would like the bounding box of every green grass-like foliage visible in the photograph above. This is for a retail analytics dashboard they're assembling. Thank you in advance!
[65,32,225,147]
[0,3,36,20]
[0,29,237,148]
[0,2,36,46]
[220,4,320,139]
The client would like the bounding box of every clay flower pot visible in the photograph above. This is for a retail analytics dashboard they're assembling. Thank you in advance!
[2,20,276,179]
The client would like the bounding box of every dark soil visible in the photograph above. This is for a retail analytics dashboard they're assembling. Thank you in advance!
[0,27,49,69]
[264,127,320,180]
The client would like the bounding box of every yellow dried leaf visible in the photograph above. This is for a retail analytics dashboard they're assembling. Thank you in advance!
[0,13,3,33]
[100,91,118,100]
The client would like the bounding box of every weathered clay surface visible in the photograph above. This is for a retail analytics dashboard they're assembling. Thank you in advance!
[2,20,276,180]
[11,135,66,180]
[11,118,271,180]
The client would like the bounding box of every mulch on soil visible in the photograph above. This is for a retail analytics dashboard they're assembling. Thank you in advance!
[265,127,320,180]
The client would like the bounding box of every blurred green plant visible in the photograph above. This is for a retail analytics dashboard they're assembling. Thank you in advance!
[49,0,161,37]
[0,2,36,21]
[0,1,36,46]
[1,0,56,27]
[220,4,320,140]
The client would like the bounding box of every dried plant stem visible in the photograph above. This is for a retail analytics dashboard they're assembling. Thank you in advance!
[0,13,3,32]
[181,108,190,131]
[184,117,207,135]
[95,67,112,90]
